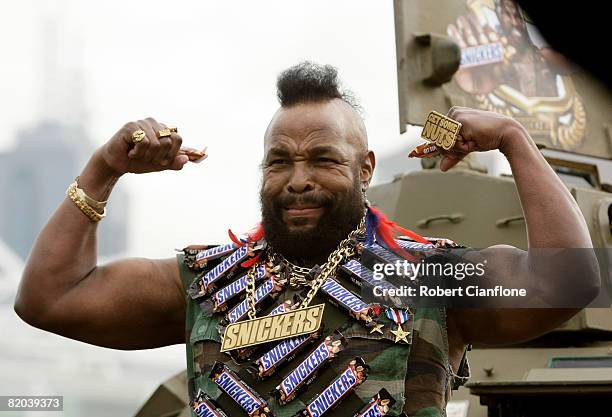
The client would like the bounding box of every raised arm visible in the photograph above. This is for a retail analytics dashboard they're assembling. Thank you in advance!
[439,107,600,346]
[14,118,196,350]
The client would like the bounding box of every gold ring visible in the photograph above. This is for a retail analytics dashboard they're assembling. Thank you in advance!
[168,126,178,133]
[158,128,172,138]
[131,130,146,143]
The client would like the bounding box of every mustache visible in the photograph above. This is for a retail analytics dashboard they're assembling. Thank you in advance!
[272,192,334,209]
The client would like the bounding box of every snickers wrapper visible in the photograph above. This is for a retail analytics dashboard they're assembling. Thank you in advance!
[209,361,274,417]
[272,330,347,405]
[200,264,269,314]
[194,243,239,267]
[293,357,369,417]
[229,297,299,363]
[249,325,324,379]
[190,390,229,417]
[352,388,395,417]
[222,274,286,326]
[188,244,254,299]
[319,277,381,325]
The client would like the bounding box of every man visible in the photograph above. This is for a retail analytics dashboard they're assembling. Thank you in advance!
[14,62,598,416]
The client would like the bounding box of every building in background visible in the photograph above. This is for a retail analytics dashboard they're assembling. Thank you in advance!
[0,10,128,261]
[0,122,128,260]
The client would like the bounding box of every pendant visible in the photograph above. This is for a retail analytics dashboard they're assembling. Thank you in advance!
[420,110,463,150]
[220,304,325,352]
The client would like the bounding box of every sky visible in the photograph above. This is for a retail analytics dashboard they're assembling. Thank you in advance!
[0,0,439,260]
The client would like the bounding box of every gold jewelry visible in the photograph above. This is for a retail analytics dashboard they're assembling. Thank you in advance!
[74,176,107,213]
[168,126,178,133]
[131,129,146,143]
[247,215,366,320]
[221,216,365,352]
[66,179,106,222]
[158,128,172,138]
[269,251,312,288]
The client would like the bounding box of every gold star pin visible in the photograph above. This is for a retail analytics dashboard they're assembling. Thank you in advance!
[390,325,411,344]
[369,323,384,335]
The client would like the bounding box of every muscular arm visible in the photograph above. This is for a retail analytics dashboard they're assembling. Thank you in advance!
[15,120,190,350]
[445,109,599,346]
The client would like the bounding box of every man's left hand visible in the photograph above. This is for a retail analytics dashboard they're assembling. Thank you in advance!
[438,106,525,171]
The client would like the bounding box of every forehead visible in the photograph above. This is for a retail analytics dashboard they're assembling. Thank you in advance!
[264,100,360,155]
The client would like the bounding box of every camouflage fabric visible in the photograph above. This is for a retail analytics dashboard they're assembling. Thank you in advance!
[178,243,470,417]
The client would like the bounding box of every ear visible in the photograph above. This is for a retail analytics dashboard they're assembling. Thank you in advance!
[360,150,376,192]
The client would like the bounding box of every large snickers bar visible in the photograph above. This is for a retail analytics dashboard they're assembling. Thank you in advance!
[273,330,346,405]
[190,390,229,417]
[294,357,369,417]
[251,326,323,379]
[209,362,274,417]
[320,277,380,324]
[224,275,285,324]
[351,388,395,417]
[201,264,269,314]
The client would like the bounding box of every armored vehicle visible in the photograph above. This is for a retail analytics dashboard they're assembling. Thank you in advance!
[367,1,612,415]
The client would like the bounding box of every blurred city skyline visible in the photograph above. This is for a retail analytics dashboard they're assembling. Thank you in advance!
[0,0,436,262]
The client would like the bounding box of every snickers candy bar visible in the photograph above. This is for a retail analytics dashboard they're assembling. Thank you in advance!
[249,326,323,379]
[273,330,347,405]
[230,296,300,362]
[194,243,239,267]
[396,239,434,250]
[200,264,271,314]
[408,142,440,158]
[351,388,395,417]
[340,259,399,292]
[188,244,254,299]
[293,357,369,417]
[320,277,381,325]
[190,390,229,417]
[209,361,274,417]
[267,295,297,316]
[182,244,213,269]
[223,275,286,325]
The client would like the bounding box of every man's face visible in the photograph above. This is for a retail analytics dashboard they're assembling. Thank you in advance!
[500,0,528,49]
[260,99,373,264]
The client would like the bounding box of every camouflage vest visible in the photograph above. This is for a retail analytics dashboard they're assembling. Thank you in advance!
[178,241,470,417]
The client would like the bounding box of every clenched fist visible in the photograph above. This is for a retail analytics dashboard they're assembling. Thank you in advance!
[99,117,206,175]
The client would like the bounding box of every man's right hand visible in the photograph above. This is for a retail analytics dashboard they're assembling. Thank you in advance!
[100,117,190,175]
[14,117,193,350]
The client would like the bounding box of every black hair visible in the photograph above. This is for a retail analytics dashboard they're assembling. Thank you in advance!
[276,61,361,112]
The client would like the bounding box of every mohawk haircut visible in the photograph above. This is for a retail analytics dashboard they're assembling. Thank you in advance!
[276,61,361,113]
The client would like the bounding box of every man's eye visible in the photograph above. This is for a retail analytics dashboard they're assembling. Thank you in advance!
[316,157,337,164]
[269,159,288,165]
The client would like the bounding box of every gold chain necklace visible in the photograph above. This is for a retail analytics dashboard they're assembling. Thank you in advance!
[246,216,365,319]
[221,216,365,352]
[269,251,312,288]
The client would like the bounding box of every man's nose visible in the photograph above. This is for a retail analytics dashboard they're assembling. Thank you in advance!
[286,162,314,193]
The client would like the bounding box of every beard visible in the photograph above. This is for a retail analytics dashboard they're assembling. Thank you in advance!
[260,178,365,266]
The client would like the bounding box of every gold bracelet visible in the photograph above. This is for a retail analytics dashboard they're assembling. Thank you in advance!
[66,180,106,222]
[74,176,107,213]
